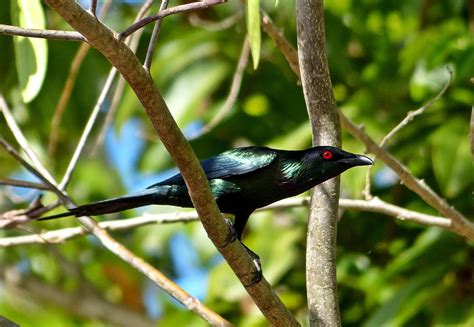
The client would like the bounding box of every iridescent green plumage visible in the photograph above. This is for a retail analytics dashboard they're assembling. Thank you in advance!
[39,145,372,278]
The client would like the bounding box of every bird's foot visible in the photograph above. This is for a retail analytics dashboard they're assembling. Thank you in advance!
[216,218,238,249]
[242,244,262,287]
[216,219,263,286]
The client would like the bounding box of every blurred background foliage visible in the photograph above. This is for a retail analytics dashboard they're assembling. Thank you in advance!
[0,0,473,326]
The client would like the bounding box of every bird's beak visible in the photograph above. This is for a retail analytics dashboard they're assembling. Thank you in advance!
[342,154,374,166]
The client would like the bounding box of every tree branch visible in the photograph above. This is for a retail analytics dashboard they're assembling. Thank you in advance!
[296,1,342,325]
[119,0,227,39]
[144,0,169,72]
[0,197,453,247]
[260,10,473,241]
[42,0,298,324]
[0,24,85,41]
[0,178,50,191]
[0,102,230,325]
[339,114,474,240]
[192,36,250,139]
[363,67,453,199]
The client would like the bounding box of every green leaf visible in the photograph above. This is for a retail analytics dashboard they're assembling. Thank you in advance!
[409,62,451,101]
[11,0,48,103]
[246,0,261,69]
[364,262,450,327]
[431,118,471,198]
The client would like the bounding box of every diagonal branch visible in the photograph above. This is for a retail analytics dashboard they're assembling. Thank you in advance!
[379,67,452,148]
[58,67,118,190]
[0,103,229,325]
[260,10,473,241]
[48,0,112,156]
[339,113,474,240]
[192,36,250,139]
[42,0,298,325]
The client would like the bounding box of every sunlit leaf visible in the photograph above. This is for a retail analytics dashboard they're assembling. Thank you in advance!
[246,0,261,69]
[11,0,47,103]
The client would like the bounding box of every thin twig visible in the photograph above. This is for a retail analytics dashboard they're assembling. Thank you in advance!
[0,96,58,186]
[192,36,250,139]
[0,178,50,191]
[0,138,67,203]
[340,113,474,240]
[0,197,452,246]
[261,10,300,78]
[89,0,98,15]
[259,13,473,241]
[119,0,226,39]
[188,11,243,31]
[47,1,112,156]
[380,67,452,148]
[144,0,169,72]
[93,0,155,153]
[58,68,118,190]
[362,67,453,200]
[48,43,91,156]
[0,24,85,42]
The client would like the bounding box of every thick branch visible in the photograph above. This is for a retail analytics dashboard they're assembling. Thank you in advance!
[42,0,297,324]
[296,0,342,326]
[1,109,228,326]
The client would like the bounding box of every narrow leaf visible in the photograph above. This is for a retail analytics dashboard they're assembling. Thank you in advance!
[11,0,48,103]
[246,0,261,69]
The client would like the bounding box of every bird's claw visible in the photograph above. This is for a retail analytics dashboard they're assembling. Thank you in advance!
[216,218,238,249]
[243,247,263,287]
[243,257,262,287]
[216,218,263,286]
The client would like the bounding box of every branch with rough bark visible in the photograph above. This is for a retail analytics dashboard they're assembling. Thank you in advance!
[0,0,298,324]
[296,0,342,325]
[0,99,230,326]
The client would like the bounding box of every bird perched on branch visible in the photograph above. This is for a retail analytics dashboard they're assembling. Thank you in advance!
[40,146,372,283]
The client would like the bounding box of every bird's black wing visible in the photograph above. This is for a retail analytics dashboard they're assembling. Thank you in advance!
[148,146,277,187]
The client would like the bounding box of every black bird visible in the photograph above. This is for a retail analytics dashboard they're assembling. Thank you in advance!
[40,146,372,281]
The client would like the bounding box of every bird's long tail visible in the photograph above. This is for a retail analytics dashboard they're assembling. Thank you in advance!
[38,188,163,221]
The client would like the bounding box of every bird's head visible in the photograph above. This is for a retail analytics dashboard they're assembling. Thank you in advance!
[301,146,373,184]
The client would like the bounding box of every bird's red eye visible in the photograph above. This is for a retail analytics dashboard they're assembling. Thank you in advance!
[322,150,333,160]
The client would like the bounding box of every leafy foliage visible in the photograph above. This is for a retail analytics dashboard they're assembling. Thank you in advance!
[0,0,472,326]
